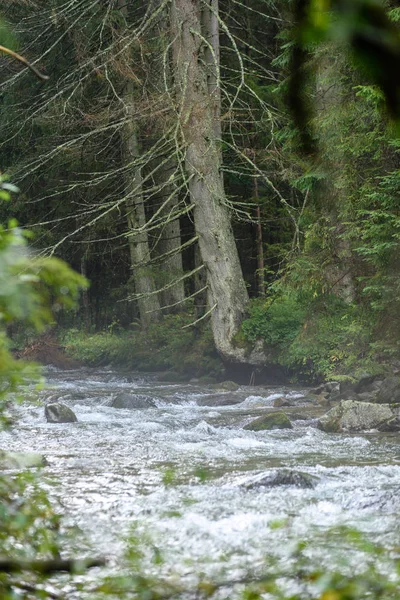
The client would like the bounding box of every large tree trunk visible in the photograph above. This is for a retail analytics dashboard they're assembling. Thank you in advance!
[171,0,249,361]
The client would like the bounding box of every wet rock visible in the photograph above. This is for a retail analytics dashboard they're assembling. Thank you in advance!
[378,416,400,432]
[45,403,78,423]
[244,412,293,431]
[357,391,378,403]
[354,374,381,394]
[337,374,382,401]
[310,381,339,396]
[376,377,400,404]
[326,381,340,393]
[317,400,400,433]
[245,470,317,489]
[338,380,356,400]
[0,451,46,470]
[196,394,243,407]
[273,396,291,408]
[111,393,156,409]
[197,375,218,385]
[289,412,310,421]
[211,380,239,392]
[316,393,330,407]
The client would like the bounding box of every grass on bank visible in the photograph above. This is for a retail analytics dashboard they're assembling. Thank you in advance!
[61,313,224,379]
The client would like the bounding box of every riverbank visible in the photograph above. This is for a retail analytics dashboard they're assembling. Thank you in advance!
[59,316,397,387]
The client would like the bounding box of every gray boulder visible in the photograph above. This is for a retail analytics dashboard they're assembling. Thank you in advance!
[244,412,293,431]
[318,400,400,433]
[245,470,317,490]
[111,393,156,409]
[45,403,77,423]
[197,394,243,407]
[333,374,383,402]
[376,377,400,404]
[0,451,46,470]
[354,374,381,394]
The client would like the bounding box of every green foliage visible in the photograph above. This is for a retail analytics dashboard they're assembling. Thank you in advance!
[62,313,224,377]
[0,223,86,330]
[241,295,306,346]
[0,178,87,597]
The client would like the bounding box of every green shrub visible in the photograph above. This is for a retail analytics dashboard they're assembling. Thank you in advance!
[241,295,306,346]
[62,314,223,377]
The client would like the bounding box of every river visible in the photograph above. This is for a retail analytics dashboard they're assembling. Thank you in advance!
[2,367,400,597]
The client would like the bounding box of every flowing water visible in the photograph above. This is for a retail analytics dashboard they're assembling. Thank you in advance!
[2,367,400,595]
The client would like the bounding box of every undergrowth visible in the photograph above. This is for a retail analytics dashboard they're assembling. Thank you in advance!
[240,293,390,380]
[62,313,224,378]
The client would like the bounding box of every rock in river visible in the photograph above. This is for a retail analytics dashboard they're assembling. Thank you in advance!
[245,470,317,489]
[318,400,400,432]
[244,412,293,431]
[196,394,243,407]
[45,403,78,423]
[111,393,156,409]
[211,380,240,392]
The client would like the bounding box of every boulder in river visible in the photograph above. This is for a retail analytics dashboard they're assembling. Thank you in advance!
[45,403,78,423]
[196,394,243,407]
[272,396,292,408]
[318,400,400,432]
[0,450,46,469]
[245,469,317,489]
[211,380,240,392]
[244,412,293,431]
[111,393,156,409]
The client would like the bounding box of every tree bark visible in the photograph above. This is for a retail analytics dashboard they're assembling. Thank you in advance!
[171,0,249,361]
[253,173,265,296]
[152,158,185,311]
[119,0,161,327]
[123,87,162,327]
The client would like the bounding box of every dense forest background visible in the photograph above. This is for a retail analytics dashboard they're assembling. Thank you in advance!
[1,0,399,381]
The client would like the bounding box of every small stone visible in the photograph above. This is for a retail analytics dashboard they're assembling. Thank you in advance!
[244,412,293,431]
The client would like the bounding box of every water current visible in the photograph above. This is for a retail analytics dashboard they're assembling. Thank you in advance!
[2,367,400,596]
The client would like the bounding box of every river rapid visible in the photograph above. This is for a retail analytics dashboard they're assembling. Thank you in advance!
[2,367,400,596]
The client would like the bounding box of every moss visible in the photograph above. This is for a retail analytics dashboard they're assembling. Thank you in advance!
[244,412,293,431]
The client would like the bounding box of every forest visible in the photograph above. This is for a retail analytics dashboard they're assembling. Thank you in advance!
[0,0,399,382]
[1,0,400,599]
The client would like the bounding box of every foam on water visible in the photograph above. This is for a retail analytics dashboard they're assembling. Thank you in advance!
[3,368,400,589]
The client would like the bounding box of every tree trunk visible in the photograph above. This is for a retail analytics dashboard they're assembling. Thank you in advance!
[123,90,161,327]
[171,0,249,361]
[119,0,161,327]
[152,158,185,311]
[254,173,265,296]
[315,58,356,303]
